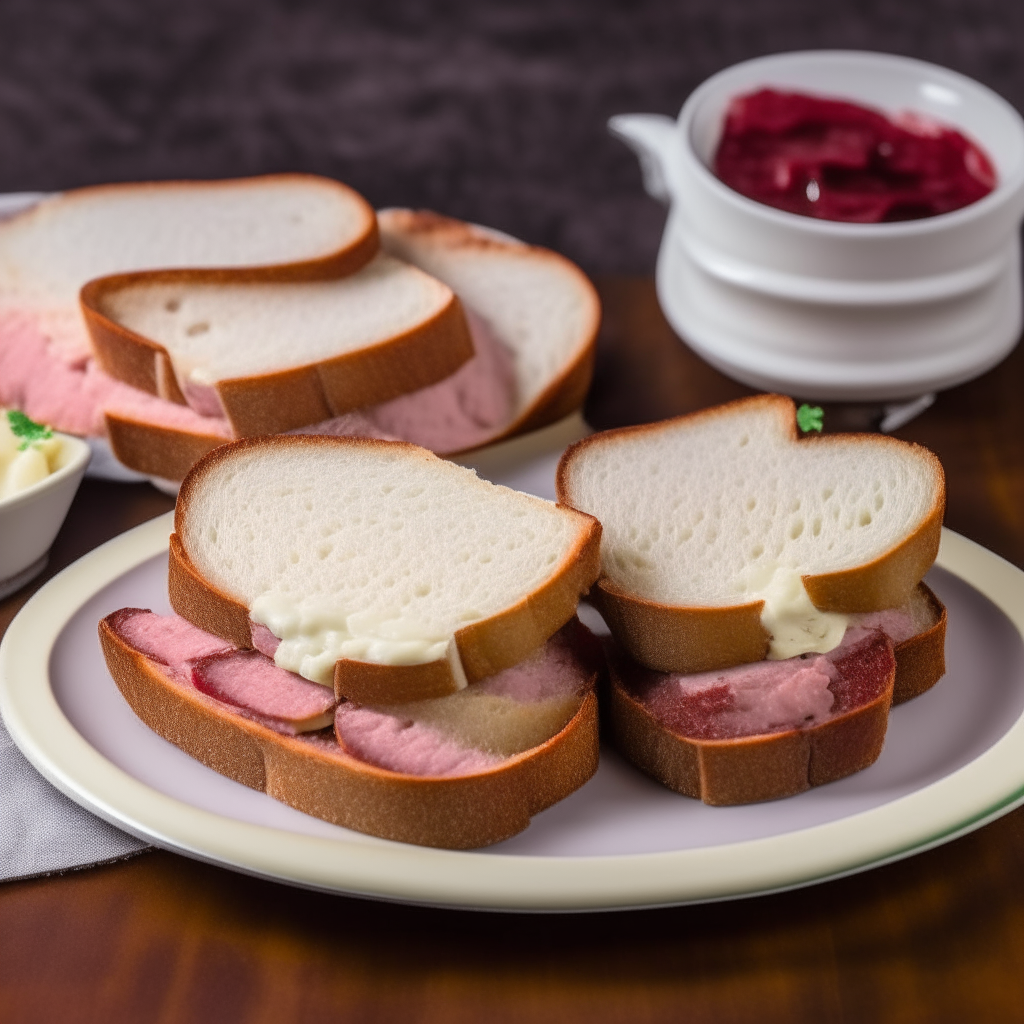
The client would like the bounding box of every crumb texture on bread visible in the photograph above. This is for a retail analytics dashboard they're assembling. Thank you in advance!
[175,436,601,689]
[91,255,461,387]
[0,176,376,308]
[559,395,944,610]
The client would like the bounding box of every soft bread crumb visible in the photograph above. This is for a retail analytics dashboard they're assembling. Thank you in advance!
[561,399,942,606]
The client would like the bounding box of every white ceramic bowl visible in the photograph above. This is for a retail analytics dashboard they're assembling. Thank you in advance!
[0,434,91,598]
[611,50,1024,401]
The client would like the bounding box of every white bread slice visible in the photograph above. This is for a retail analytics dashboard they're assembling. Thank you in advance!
[376,209,599,447]
[81,255,473,436]
[98,612,601,849]
[0,175,378,363]
[171,435,602,703]
[556,395,945,674]
[98,210,601,481]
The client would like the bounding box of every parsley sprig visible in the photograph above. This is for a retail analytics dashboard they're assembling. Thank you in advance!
[796,404,824,434]
[6,410,53,451]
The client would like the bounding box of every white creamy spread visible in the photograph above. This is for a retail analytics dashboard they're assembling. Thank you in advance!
[0,412,65,500]
[250,591,469,689]
[738,564,849,660]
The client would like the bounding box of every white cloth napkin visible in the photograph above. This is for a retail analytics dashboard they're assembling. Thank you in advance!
[0,713,148,882]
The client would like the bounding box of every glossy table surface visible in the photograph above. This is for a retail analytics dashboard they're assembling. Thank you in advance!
[4,276,1024,1023]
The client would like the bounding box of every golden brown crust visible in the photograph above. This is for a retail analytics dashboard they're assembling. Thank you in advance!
[98,615,600,849]
[170,434,603,703]
[556,395,946,674]
[892,583,947,704]
[605,640,894,806]
[591,578,769,674]
[333,657,462,704]
[168,532,253,650]
[84,272,474,437]
[104,412,226,481]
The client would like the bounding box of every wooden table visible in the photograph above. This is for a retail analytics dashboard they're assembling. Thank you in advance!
[3,277,1024,1023]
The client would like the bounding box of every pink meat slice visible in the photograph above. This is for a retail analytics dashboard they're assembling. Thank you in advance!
[473,619,596,701]
[630,622,901,742]
[249,621,281,659]
[334,706,503,777]
[107,608,336,734]
[108,610,595,773]
[110,607,234,680]
[191,649,336,734]
[333,620,597,777]
[0,309,232,438]
[1,301,517,457]
[359,308,518,452]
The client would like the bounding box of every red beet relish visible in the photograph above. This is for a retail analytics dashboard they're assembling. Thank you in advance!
[713,88,996,223]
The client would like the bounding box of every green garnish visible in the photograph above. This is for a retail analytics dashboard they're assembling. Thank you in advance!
[796,404,824,434]
[6,410,53,451]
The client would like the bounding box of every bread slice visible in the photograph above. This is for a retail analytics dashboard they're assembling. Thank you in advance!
[606,583,945,805]
[170,435,602,704]
[81,254,473,436]
[99,209,601,481]
[0,175,380,438]
[372,209,600,449]
[99,610,600,848]
[0,175,377,356]
[557,395,945,674]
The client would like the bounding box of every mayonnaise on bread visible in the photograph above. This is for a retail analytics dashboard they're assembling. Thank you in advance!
[737,563,849,660]
[250,591,469,688]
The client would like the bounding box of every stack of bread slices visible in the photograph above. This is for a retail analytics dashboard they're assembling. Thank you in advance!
[100,435,604,848]
[0,176,599,482]
[557,395,947,805]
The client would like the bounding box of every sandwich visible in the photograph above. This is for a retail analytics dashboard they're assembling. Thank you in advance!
[0,177,600,481]
[556,394,947,804]
[99,208,601,479]
[99,434,604,847]
[0,174,378,437]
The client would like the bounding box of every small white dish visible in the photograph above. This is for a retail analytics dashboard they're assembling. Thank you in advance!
[0,432,91,598]
[611,50,1024,401]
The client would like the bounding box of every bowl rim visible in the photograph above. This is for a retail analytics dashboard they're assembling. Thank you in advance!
[0,432,92,512]
[676,48,1024,238]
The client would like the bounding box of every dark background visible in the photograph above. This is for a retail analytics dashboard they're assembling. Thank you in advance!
[1,0,1022,275]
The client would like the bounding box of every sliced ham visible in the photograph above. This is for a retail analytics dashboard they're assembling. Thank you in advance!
[1,299,518,458]
[333,620,598,776]
[191,649,335,734]
[106,608,335,735]
[333,707,503,777]
[104,610,597,776]
[625,622,900,742]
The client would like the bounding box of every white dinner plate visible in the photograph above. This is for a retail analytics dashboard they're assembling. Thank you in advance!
[3,434,1024,910]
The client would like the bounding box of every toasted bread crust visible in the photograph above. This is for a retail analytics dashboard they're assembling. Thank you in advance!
[170,434,603,703]
[99,615,600,848]
[557,395,946,674]
[84,272,474,436]
[105,412,226,481]
[892,584,947,704]
[168,531,253,649]
[606,640,895,805]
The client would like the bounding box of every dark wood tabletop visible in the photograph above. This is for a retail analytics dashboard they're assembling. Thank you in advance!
[3,276,1024,1023]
